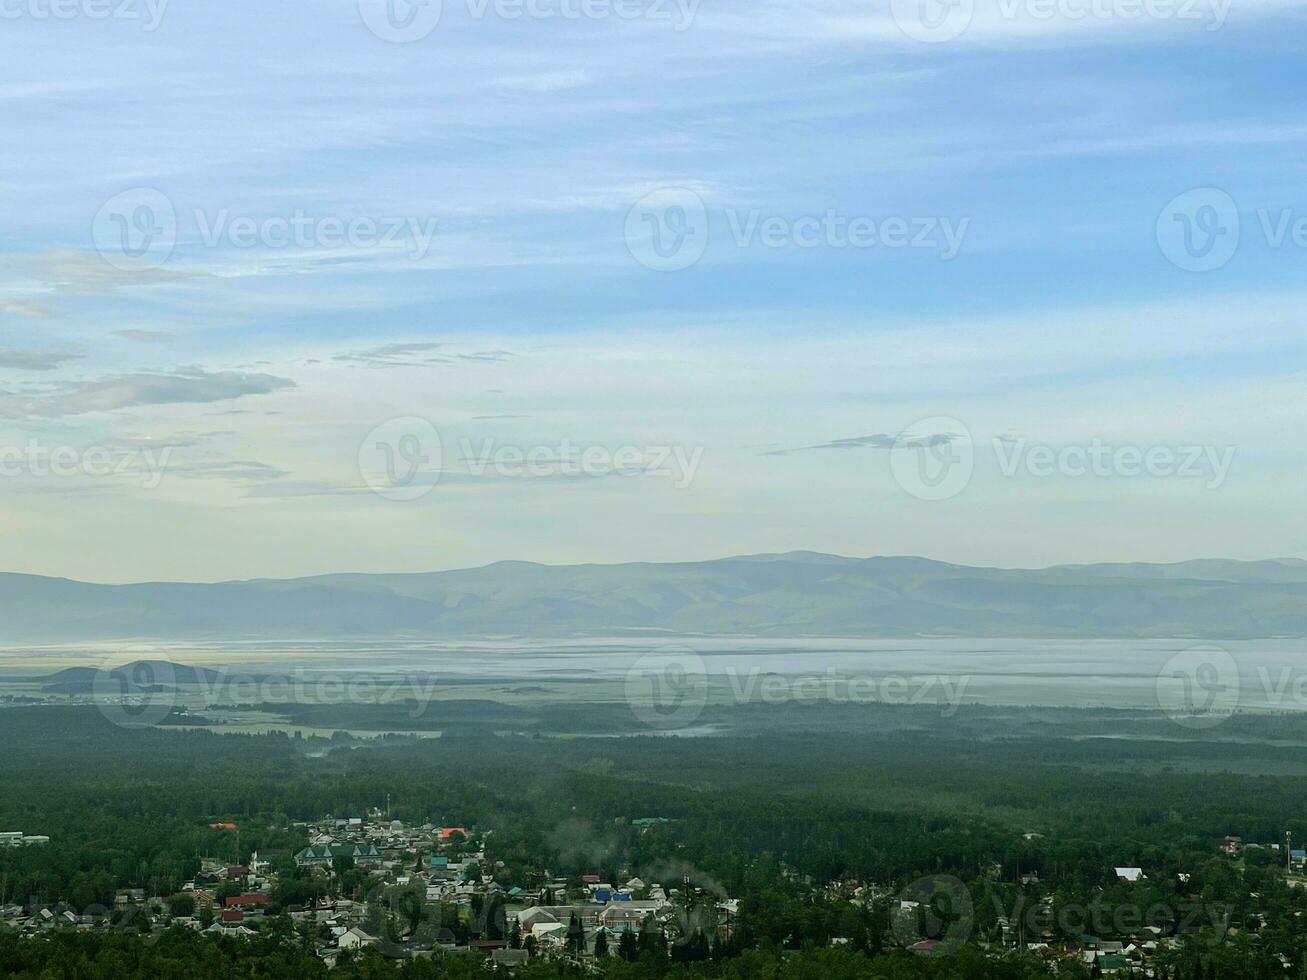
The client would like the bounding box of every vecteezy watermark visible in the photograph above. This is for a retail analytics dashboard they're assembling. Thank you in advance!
[1158,187,1307,272]
[721,669,971,713]
[1156,646,1240,730]
[358,0,697,42]
[890,416,975,502]
[358,416,443,502]
[625,648,710,731]
[624,188,969,271]
[194,210,437,259]
[890,0,1229,43]
[623,650,974,732]
[91,660,445,729]
[889,420,1237,501]
[358,0,443,41]
[93,188,177,273]
[358,422,706,501]
[460,437,704,488]
[891,876,974,955]
[624,188,709,272]
[0,439,173,489]
[993,437,1236,490]
[0,0,170,30]
[93,187,439,272]
[990,892,1232,947]
[1156,188,1240,272]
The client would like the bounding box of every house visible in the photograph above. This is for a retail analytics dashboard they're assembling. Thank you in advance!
[600,901,662,931]
[1114,868,1145,883]
[220,909,245,924]
[339,926,378,950]
[516,907,559,931]
[492,948,531,968]
[439,827,468,841]
[206,920,255,939]
[295,842,383,868]
[223,894,269,909]
[1220,836,1242,855]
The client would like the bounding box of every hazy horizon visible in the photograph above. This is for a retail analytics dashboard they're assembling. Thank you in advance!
[6,549,1307,587]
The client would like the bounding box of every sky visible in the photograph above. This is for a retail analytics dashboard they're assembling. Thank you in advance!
[0,0,1305,582]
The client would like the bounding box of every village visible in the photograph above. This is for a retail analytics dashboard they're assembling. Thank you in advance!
[0,813,738,969]
[3,814,1304,975]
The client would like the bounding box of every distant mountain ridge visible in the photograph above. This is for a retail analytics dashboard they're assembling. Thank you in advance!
[3,553,1307,641]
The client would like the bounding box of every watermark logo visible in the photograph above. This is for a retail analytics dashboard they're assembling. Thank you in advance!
[92,660,177,729]
[194,210,438,258]
[90,663,445,729]
[459,437,704,488]
[93,187,177,272]
[724,210,968,257]
[893,0,1228,42]
[890,416,974,501]
[891,875,974,955]
[0,439,173,489]
[359,416,443,501]
[1156,645,1240,729]
[0,0,170,30]
[360,0,695,38]
[625,187,709,272]
[624,647,709,731]
[994,437,1235,489]
[624,190,969,270]
[890,0,975,42]
[1157,188,1240,272]
[991,892,1232,947]
[358,0,442,41]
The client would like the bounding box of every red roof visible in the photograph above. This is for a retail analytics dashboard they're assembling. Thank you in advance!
[209,822,238,830]
[582,875,601,883]
[224,893,269,907]
[220,909,245,922]
[439,827,467,840]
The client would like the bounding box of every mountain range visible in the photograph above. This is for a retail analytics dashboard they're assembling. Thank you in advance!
[4,552,1307,641]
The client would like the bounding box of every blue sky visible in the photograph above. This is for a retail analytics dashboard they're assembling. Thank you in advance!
[0,0,1305,581]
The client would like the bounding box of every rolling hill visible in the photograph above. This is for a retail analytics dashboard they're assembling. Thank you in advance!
[3,552,1307,641]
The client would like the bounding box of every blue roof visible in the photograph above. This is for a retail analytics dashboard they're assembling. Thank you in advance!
[595,890,612,901]
[611,894,631,901]
[427,856,449,866]
[1292,849,1306,859]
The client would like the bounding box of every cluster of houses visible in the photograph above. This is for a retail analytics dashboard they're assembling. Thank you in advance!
[0,810,735,968]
